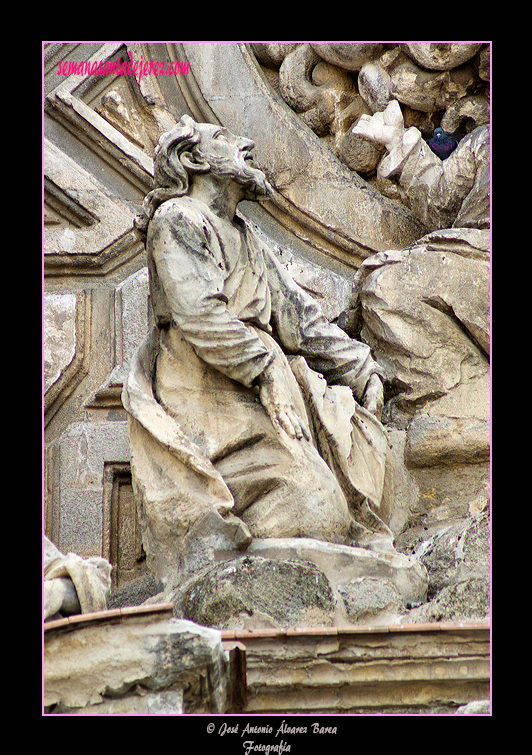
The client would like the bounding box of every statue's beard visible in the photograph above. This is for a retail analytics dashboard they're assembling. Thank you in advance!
[208,154,274,201]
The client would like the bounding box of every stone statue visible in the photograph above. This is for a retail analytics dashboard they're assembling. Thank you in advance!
[123,115,398,593]
[44,536,112,621]
[352,99,489,233]
[350,101,490,462]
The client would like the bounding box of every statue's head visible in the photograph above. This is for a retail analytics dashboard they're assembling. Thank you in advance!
[152,114,202,195]
[135,115,272,237]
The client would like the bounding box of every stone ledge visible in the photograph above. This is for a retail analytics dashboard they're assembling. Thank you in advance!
[43,607,489,715]
[221,621,490,715]
[221,620,490,641]
[43,602,174,633]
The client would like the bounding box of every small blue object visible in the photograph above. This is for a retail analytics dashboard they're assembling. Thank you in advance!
[427,127,458,160]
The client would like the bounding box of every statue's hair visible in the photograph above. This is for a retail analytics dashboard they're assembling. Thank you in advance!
[134,114,201,239]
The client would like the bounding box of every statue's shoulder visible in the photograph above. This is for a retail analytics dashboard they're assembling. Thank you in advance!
[151,195,208,231]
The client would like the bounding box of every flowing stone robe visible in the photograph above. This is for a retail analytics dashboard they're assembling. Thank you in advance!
[123,196,392,586]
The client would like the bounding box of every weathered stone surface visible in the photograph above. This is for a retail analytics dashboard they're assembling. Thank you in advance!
[44,611,229,714]
[87,266,151,406]
[251,43,299,68]
[238,623,490,714]
[107,573,161,609]
[455,699,490,715]
[248,538,428,608]
[404,577,490,624]
[396,508,490,623]
[401,43,484,71]
[180,555,337,630]
[159,532,431,630]
[409,510,489,598]
[311,43,385,72]
[43,137,140,271]
[355,241,490,413]
[406,414,490,467]
[358,61,393,113]
[43,294,77,393]
[177,534,429,630]
[71,689,185,715]
[339,128,384,173]
[397,462,490,540]
[478,47,490,81]
[339,577,404,623]
[278,43,356,132]
[390,58,481,114]
[441,94,491,134]
[47,420,130,556]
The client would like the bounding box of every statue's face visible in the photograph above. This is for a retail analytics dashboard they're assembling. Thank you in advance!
[195,122,273,200]
[195,122,255,168]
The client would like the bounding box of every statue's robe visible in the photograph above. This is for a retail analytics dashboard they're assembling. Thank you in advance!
[123,196,392,583]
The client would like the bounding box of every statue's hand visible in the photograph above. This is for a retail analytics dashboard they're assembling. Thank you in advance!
[361,373,384,420]
[258,362,310,441]
[352,99,404,151]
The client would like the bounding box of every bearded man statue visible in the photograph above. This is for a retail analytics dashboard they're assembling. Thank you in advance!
[123,115,394,591]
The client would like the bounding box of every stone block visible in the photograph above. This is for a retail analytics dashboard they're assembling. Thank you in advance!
[339,577,404,623]
[48,421,130,556]
[44,609,230,714]
[180,555,337,630]
[43,294,77,394]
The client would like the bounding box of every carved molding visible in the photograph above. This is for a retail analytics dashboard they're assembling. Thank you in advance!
[45,91,153,197]
[44,289,91,424]
[43,139,144,276]
[86,267,151,408]
[102,462,146,590]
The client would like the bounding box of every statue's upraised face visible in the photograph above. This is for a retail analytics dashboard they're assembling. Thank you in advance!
[193,122,273,200]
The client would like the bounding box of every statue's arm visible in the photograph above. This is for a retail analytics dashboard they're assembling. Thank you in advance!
[263,245,383,415]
